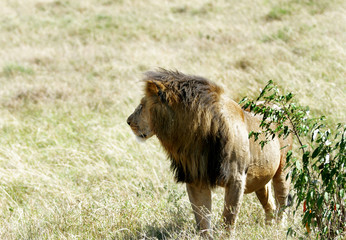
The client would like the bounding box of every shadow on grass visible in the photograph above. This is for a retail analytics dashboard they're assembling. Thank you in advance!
[116,217,194,240]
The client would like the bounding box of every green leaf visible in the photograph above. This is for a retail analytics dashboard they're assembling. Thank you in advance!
[312,129,319,141]
[312,145,322,159]
[286,150,292,163]
[239,97,248,105]
[284,125,289,136]
[242,102,250,110]
[317,196,324,208]
[295,160,301,170]
[302,151,310,163]
[285,92,293,101]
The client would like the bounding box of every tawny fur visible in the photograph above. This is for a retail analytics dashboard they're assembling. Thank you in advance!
[144,70,234,187]
[127,69,292,236]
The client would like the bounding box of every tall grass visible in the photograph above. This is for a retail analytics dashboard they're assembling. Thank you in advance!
[0,0,345,239]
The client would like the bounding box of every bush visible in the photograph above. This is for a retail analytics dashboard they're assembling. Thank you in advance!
[240,81,345,239]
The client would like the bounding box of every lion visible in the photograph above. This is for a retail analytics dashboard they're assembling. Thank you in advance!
[127,69,292,237]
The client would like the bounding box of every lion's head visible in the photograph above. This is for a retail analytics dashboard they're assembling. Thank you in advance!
[127,69,232,187]
[126,97,154,142]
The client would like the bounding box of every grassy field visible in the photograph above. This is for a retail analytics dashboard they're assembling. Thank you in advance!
[0,0,345,239]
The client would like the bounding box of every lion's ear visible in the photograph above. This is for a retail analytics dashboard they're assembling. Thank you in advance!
[146,80,167,103]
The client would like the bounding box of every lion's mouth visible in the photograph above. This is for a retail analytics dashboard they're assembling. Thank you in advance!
[139,133,147,138]
[135,134,148,143]
[129,126,148,140]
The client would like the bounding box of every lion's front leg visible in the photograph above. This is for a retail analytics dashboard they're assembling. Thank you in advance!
[186,183,212,238]
[222,172,246,229]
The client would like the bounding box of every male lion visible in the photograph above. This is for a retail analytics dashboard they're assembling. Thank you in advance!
[127,69,292,237]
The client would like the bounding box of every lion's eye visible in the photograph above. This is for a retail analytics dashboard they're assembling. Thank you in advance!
[136,104,143,113]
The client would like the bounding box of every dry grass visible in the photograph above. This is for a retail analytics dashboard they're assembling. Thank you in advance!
[0,0,345,239]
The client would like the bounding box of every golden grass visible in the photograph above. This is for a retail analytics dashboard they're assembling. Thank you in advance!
[0,0,345,239]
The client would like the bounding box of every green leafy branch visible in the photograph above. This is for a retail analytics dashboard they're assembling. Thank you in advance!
[240,80,345,239]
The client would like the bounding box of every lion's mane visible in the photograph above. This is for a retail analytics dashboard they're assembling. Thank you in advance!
[144,70,234,187]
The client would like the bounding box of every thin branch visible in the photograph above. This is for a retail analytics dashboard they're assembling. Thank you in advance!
[285,109,305,153]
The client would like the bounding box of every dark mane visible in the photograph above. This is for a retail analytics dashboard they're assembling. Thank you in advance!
[144,69,232,187]
[144,69,223,107]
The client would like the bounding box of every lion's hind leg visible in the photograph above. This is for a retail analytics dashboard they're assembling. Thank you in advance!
[272,165,290,224]
[255,183,276,224]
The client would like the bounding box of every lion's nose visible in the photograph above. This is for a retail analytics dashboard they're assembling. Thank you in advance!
[126,117,131,126]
